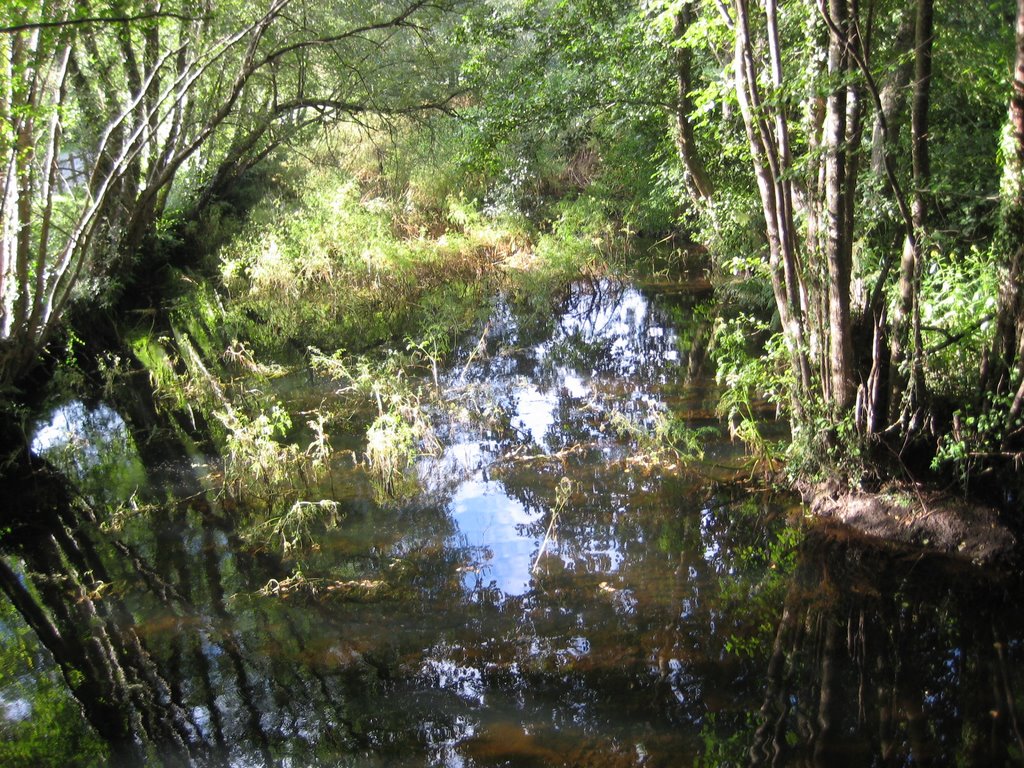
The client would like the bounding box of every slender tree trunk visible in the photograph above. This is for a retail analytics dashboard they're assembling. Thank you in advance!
[823,0,856,413]
[673,7,714,202]
[732,0,813,417]
[907,0,932,407]
[983,0,1024,440]
[889,0,933,427]
[845,58,869,427]
[870,6,914,179]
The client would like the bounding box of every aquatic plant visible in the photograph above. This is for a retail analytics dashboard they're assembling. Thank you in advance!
[712,314,788,479]
[406,326,451,389]
[310,346,443,498]
[532,477,573,573]
[608,407,717,468]
[250,499,344,557]
[216,404,296,494]
[365,410,421,497]
[304,408,334,478]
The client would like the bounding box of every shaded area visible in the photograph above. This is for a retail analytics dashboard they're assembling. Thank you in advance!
[747,529,1024,767]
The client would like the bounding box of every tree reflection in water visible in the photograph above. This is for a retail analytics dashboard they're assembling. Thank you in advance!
[0,436,198,766]
[2,277,1023,767]
[748,529,1024,767]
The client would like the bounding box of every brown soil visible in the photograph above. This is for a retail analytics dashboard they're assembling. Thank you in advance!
[804,481,1018,566]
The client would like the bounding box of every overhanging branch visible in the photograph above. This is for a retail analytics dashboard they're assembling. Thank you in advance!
[0,12,207,35]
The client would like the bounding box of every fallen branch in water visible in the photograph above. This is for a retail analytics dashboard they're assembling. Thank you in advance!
[532,477,573,574]
[259,573,387,600]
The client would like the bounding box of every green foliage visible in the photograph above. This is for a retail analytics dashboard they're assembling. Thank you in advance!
[0,597,106,767]
[932,390,1020,490]
[216,403,302,499]
[695,191,769,278]
[927,2,1015,241]
[310,347,439,501]
[534,195,621,272]
[456,0,685,235]
[365,409,425,500]
[50,329,86,395]
[919,246,999,400]
[713,313,788,477]
[130,332,191,411]
[787,407,867,485]
[1,0,466,389]
[608,406,718,467]
[216,160,533,359]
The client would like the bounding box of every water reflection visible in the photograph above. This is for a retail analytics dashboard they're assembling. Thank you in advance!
[430,278,711,604]
[2,275,1022,767]
[31,401,126,453]
[745,530,1024,767]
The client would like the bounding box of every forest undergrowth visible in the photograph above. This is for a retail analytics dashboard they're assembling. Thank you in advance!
[112,126,649,535]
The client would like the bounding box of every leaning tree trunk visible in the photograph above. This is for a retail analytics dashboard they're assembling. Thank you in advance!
[673,7,714,202]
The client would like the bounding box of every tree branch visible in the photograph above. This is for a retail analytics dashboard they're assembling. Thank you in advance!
[923,315,993,354]
[0,11,206,35]
[257,0,432,68]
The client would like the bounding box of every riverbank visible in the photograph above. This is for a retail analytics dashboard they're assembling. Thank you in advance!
[804,481,1018,566]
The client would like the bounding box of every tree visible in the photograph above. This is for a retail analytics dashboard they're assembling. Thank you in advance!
[984,0,1024,445]
[666,0,1016,474]
[0,0,461,391]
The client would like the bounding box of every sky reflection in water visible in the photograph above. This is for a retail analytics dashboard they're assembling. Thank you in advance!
[439,281,685,600]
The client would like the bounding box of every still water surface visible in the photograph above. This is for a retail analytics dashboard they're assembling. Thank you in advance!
[6,276,1024,766]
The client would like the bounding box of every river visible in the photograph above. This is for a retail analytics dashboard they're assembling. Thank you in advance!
[3,274,1023,766]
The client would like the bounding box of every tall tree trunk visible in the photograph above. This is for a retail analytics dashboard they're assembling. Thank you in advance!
[983,0,1024,441]
[889,0,933,428]
[732,0,812,418]
[673,7,714,202]
[823,0,856,413]
[845,52,868,426]
[870,6,914,179]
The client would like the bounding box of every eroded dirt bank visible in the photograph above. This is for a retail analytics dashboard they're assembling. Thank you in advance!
[804,483,1019,566]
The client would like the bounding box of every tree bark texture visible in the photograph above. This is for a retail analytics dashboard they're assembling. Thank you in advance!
[984,0,1024,441]
[870,6,914,178]
[673,7,714,201]
[823,0,856,413]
